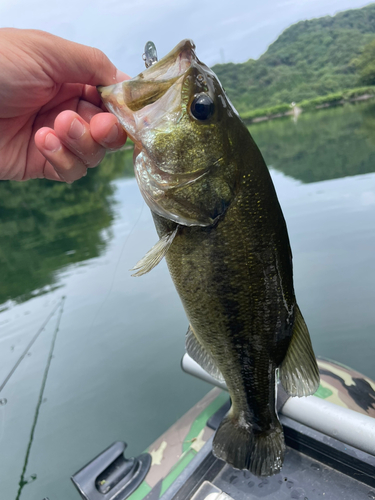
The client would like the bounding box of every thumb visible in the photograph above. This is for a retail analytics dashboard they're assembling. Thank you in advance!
[25,29,130,86]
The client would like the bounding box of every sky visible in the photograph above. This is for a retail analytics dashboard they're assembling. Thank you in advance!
[0,0,373,77]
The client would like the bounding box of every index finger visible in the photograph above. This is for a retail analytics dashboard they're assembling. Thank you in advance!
[18,29,130,87]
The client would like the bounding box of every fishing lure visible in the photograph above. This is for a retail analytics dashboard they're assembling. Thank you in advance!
[142,41,158,68]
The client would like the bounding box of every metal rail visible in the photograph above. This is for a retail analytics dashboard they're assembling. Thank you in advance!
[181,353,375,457]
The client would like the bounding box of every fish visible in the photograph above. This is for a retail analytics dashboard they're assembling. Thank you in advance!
[98,39,320,477]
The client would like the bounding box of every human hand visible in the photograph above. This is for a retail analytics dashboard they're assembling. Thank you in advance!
[0,28,129,182]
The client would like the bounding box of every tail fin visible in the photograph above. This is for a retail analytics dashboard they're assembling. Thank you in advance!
[212,412,285,477]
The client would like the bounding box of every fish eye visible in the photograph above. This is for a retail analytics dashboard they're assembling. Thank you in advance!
[190,93,214,121]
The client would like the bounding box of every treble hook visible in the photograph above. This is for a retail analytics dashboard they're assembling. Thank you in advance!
[142,41,158,68]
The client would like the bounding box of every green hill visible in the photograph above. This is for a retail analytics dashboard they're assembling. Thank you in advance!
[212,3,375,113]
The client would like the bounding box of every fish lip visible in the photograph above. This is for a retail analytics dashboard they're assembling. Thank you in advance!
[98,40,195,93]
[134,39,196,82]
[97,39,197,113]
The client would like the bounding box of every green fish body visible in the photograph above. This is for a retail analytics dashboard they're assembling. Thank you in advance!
[98,40,320,476]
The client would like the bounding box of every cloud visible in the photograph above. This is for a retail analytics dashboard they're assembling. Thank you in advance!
[0,0,372,75]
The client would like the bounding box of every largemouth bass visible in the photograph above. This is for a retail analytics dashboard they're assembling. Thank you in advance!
[98,40,320,477]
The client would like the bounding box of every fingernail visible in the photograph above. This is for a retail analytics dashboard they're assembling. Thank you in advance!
[44,133,61,152]
[115,69,131,82]
[105,124,119,143]
[69,119,85,140]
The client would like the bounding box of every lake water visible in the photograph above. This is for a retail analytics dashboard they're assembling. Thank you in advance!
[1,101,375,499]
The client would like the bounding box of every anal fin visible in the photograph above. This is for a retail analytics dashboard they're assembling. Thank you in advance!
[131,226,178,277]
[279,305,320,397]
[186,325,224,382]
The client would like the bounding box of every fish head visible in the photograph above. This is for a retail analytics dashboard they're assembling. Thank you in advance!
[98,40,244,226]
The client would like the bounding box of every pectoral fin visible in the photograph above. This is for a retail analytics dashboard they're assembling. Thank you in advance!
[131,226,178,277]
[279,305,320,397]
[186,325,224,381]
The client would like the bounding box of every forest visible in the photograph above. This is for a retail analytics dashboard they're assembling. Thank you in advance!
[212,3,375,114]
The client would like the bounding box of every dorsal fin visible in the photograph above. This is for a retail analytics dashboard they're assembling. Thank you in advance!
[131,226,178,277]
[186,325,224,381]
[279,304,320,397]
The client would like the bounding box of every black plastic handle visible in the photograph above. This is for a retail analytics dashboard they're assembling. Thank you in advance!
[71,441,151,500]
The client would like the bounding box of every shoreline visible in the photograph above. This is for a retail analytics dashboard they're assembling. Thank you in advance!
[241,89,375,124]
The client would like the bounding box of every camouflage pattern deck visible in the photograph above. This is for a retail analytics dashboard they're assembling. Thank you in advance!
[315,358,375,417]
[127,358,375,500]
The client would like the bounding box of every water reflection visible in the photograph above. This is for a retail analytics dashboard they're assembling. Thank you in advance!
[0,148,134,307]
[250,102,375,183]
[1,102,375,500]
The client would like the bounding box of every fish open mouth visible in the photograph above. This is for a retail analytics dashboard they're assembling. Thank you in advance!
[98,40,220,227]
[98,40,196,139]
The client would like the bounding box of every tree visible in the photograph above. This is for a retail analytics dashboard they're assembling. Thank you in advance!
[355,38,375,85]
